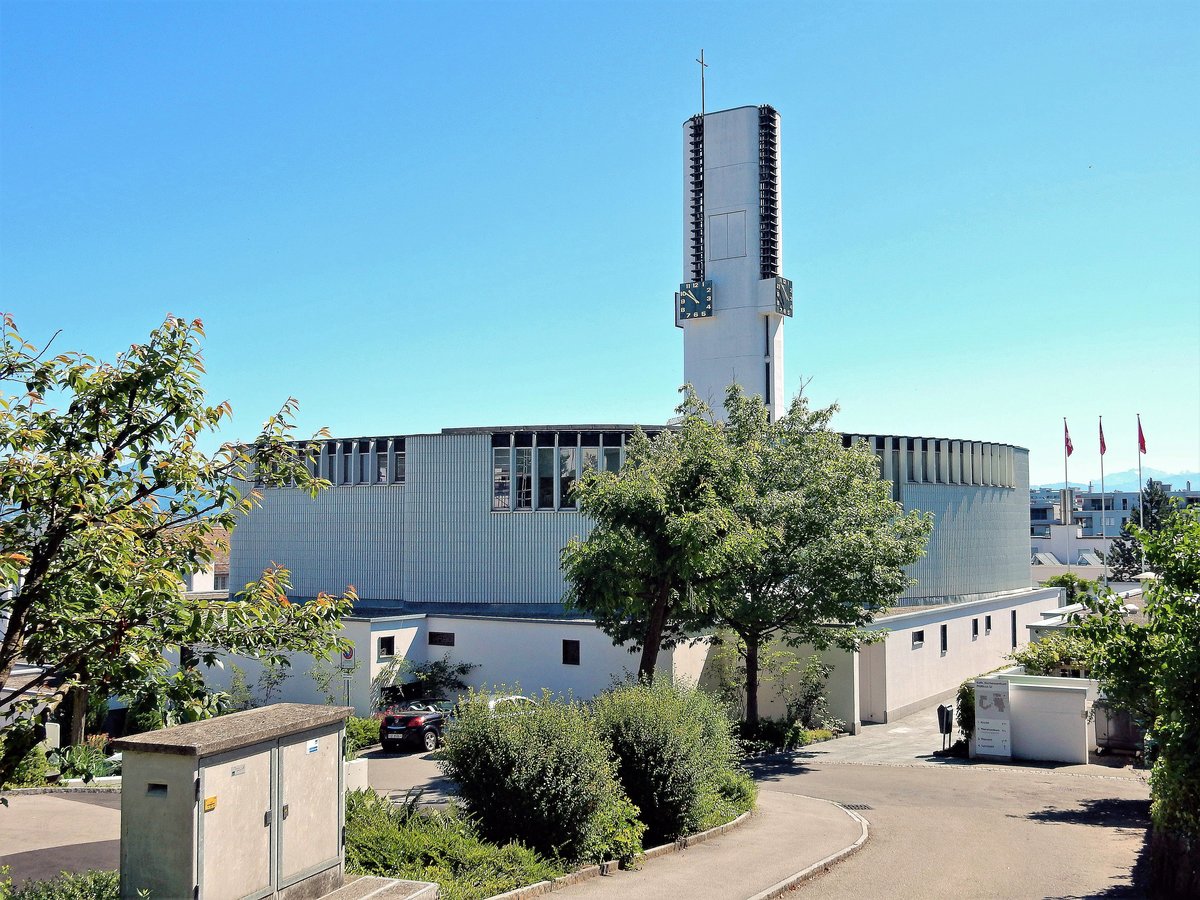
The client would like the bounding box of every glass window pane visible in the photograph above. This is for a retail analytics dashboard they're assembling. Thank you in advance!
[377,443,388,483]
[361,447,374,483]
[537,447,556,508]
[582,447,599,474]
[514,448,532,510]
[492,448,511,511]
[602,447,621,472]
[341,441,354,485]
[559,447,577,509]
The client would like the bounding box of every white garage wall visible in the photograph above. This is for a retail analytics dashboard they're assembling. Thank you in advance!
[877,587,1061,720]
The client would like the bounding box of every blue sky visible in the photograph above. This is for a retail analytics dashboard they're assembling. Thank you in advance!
[2,0,1197,486]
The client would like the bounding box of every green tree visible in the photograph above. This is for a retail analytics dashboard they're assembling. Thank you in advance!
[1078,509,1200,895]
[561,388,746,678]
[700,386,930,724]
[1039,572,1100,603]
[0,315,355,786]
[1106,479,1179,581]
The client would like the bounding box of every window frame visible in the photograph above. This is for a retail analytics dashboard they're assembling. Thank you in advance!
[378,635,396,659]
[562,639,581,666]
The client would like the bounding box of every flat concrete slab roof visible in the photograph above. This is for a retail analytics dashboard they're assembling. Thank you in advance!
[113,702,351,758]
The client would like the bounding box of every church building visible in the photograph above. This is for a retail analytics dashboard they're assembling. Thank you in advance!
[221,104,1058,727]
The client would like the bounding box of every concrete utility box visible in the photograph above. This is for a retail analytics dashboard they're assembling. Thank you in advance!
[114,703,351,900]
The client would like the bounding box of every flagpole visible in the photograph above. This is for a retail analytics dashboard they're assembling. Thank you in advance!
[1138,413,1145,571]
[1064,417,1071,575]
[1100,416,1108,587]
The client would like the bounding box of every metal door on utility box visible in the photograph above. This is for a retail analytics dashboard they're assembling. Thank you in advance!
[278,725,342,886]
[199,746,274,900]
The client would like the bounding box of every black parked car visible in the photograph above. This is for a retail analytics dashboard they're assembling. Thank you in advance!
[377,698,454,753]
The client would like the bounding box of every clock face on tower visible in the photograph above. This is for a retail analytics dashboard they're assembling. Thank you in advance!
[678,281,714,320]
[774,277,794,317]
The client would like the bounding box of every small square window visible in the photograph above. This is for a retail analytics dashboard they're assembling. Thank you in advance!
[911,630,925,649]
[562,639,581,666]
[213,574,229,591]
[378,636,395,658]
[428,631,455,647]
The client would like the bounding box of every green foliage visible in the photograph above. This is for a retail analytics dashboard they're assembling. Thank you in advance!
[789,727,834,747]
[372,654,479,707]
[956,681,975,740]
[593,679,745,845]
[1080,509,1200,848]
[226,663,254,712]
[562,390,751,679]
[1009,631,1095,677]
[784,655,846,732]
[345,716,381,757]
[3,869,121,900]
[344,789,565,900]
[439,689,644,864]
[0,316,355,786]
[1106,479,1181,581]
[123,668,230,734]
[0,742,48,788]
[48,744,113,782]
[1039,573,1100,604]
[564,384,930,720]
[704,386,931,724]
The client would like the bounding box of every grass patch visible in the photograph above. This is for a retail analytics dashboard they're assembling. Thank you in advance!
[345,789,567,900]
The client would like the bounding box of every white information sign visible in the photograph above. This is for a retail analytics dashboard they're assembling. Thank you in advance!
[974,678,1011,757]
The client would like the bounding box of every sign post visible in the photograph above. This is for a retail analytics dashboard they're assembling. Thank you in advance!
[340,645,355,708]
[974,678,1012,758]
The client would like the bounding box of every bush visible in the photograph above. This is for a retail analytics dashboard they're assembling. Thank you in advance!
[1009,631,1094,677]
[6,869,120,900]
[593,679,748,845]
[49,744,112,782]
[702,769,757,829]
[439,689,643,864]
[787,727,835,748]
[345,789,565,900]
[785,656,846,733]
[956,681,975,740]
[2,743,49,788]
[345,716,380,757]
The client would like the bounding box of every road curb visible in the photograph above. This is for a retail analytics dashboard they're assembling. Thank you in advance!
[744,797,869,900]
[484,808,756,900]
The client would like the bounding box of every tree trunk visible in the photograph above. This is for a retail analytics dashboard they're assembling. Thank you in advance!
[745,634,760,727]
[638,581,673,680]
[62,685,87,747]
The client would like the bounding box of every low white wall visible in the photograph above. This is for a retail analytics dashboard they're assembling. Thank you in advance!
[1009,681,1091,764]
[874,588,1060,721]
[425,615,642,699]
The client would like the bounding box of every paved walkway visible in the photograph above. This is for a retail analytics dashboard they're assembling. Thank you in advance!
[553,790,863,900]
[0,792,120,885]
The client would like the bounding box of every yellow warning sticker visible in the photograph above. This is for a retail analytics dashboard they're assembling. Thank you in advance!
[204,796,217,812]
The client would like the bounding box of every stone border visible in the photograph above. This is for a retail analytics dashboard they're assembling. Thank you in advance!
[485,808,755,900]
[744,798,869,900]
[1,785,122,796]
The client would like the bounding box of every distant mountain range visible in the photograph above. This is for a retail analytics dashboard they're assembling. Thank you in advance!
[1032,467,1200,493]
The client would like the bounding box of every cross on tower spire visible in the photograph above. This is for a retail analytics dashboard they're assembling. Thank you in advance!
[696,49,708,116]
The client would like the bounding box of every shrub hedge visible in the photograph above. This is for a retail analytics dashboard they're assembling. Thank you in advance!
[1,743,48,789]
[344,789,564,900]
[438,689,644,864]
[345,716,380,757]
[2,869,119,900]
[593,679,749,844]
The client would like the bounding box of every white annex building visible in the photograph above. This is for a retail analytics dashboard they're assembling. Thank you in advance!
[218,104,1059,728]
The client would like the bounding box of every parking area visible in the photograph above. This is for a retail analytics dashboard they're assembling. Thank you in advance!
[364,746,457,805]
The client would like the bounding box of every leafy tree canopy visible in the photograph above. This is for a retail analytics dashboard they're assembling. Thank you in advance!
[562,383,931,720]
[0,315,354,784]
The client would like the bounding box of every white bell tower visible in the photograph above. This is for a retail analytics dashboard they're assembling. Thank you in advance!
[676,105,791,419]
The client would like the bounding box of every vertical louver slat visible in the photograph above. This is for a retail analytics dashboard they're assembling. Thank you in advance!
[758,106,781,280]
[687,115,705,283]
